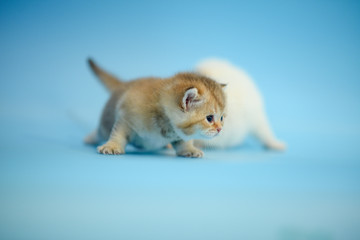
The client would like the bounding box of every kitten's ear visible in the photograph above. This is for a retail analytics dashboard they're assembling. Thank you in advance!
[182,88,202,111]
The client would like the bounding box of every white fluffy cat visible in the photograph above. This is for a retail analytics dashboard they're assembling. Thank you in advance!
[194,59,286,150]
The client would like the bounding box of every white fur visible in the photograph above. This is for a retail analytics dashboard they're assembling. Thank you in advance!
[194,59,286,150]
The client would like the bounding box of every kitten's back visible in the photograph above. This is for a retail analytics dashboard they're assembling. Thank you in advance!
[196,59,263,107]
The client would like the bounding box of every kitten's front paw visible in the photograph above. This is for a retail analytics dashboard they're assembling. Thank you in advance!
[177,148,204,158]
[97,142,125,155]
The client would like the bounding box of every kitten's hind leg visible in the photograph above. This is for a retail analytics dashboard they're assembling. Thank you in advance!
[84,129,101,145]
[252,110,286,151]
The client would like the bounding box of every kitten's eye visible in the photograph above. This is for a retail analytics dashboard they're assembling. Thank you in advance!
[206,115,214,123]
[221,116,223,121]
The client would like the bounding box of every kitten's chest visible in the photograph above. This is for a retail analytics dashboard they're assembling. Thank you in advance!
[129,130,179,150]
[128,109,180,150]
[129,112,181,150]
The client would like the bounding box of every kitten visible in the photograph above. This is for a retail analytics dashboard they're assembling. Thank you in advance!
[194,59,286,150]
[84,59,226,158]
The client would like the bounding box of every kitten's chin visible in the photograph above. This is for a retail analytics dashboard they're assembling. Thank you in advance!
[175,128,218,141]
[201,132,219,139]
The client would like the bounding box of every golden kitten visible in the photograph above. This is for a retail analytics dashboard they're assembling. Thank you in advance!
[84,59,226,158]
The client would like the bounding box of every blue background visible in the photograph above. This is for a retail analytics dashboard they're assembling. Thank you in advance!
[1,0,360,239]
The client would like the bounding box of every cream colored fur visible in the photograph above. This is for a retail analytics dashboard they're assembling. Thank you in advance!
[195,59,286,150]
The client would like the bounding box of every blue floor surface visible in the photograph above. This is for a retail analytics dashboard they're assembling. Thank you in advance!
[1,103,359,240]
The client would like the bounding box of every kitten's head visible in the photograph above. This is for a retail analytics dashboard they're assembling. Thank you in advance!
[166,73,226,141]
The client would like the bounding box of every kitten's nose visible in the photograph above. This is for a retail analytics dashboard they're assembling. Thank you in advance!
[216,127,222,133]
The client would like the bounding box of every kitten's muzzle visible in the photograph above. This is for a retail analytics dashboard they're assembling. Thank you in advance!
[216,127,222,133]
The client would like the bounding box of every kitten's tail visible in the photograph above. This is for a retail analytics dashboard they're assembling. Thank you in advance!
[88,58,123,92]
